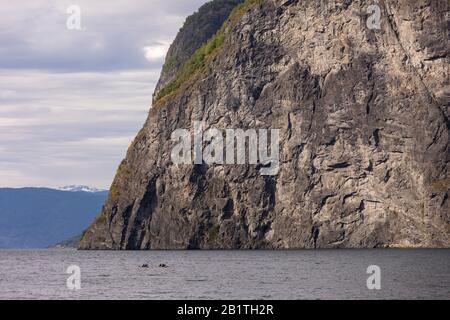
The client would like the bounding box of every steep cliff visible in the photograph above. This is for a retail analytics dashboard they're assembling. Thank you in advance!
[153,0,244,100]
[80,0,449,250]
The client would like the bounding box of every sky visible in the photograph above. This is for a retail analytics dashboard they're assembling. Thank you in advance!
[0,0,209,189]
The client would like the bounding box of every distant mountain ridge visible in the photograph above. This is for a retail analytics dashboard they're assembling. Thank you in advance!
[53,234,82,248]
[0,187,107,248]
[56,185,108,193]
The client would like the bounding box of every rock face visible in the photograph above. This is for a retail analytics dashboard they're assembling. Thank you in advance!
[153,0,244,100]
[79,0,449,250]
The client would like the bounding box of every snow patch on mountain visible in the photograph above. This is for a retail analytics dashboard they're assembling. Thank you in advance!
[57,185,107,193]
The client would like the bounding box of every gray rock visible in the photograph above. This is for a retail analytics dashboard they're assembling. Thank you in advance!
[79,0,449,250]
[153,0,244,100]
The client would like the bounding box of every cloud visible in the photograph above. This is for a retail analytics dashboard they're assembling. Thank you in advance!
[0,0,208,71]
[0,0,210,188]
[144,42,172,61]
[0,70,153,188]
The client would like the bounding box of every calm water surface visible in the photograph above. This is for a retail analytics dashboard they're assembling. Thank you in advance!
[0,249,448,300]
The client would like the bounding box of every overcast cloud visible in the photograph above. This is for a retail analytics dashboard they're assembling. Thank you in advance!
[0,0,208,188]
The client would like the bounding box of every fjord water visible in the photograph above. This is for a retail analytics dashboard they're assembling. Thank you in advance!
[0,249,448,300]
